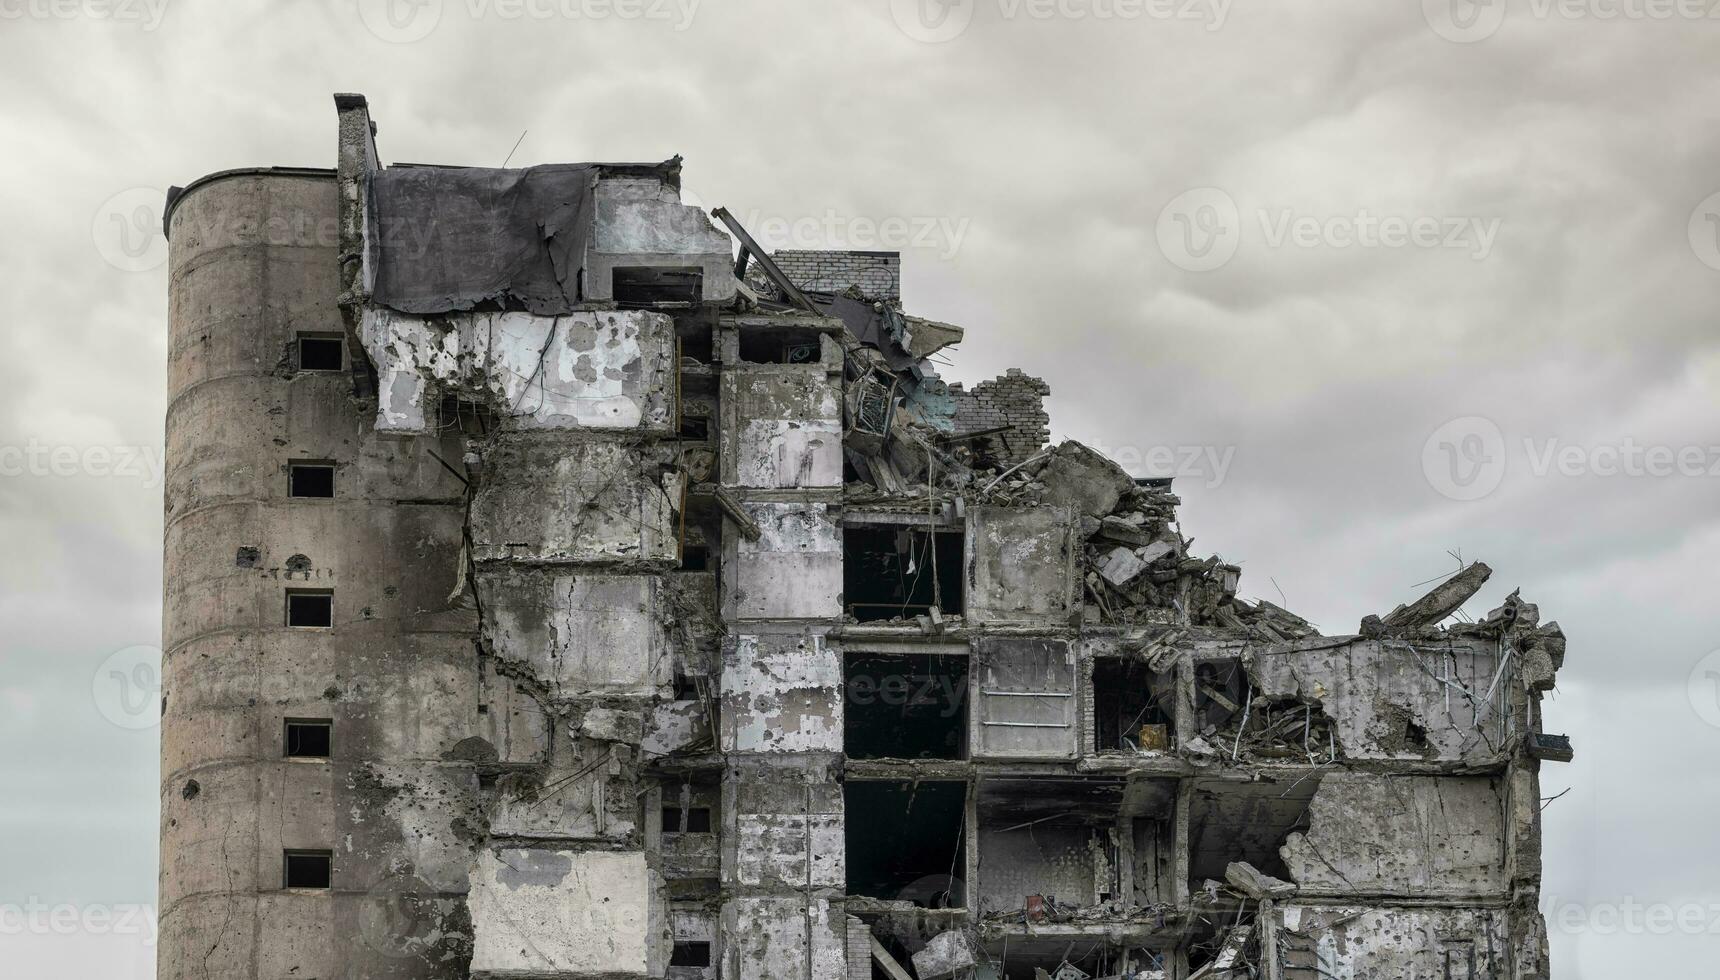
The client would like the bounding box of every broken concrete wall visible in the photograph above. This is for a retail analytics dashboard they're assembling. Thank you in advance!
[965,504,1077,624]
[1250,637,1510,763]
[720,369,843,488]
[1276,905,1510,980]
[586,176,737,303]
[721,502,842,620]
[724,759,845,891]
[478,567,672,695]
[360,307,677,434]
[720,898,848,980]
[719,633,842,753]
[1281,773,1507,898]
[467,848,667,977]
[469,438,679,564]
[977,821,1104,912]
[486,746,641,842]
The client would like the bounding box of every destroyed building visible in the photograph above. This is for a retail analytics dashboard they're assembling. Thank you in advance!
[158,93,1573,980]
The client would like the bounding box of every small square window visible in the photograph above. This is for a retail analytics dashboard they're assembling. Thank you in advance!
[286,591,333,629]
[283,850,332,889]
[288,462,335,498]
[678,416,709,441]
[285,720,331,758]
[670,941,712,967]
[680,544,709,571]
[297,335,344,372]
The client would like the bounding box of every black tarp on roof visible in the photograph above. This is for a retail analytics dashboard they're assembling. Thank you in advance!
[368,158,679,315]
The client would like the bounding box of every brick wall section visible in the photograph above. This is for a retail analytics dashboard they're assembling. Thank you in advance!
[950,368,1052,468]
[845,916,872,980]
[767,250,901,302]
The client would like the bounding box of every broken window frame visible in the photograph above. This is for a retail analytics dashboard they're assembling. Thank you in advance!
[841,521,966,623]
[1090,657,1176,755]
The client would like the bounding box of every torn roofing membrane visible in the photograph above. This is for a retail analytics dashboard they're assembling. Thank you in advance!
[368,159,679,315]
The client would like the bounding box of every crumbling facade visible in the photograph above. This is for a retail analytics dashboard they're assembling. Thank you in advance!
[159,95,1572,980]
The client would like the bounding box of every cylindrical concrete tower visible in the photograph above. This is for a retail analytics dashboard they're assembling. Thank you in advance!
[161,169,481,980]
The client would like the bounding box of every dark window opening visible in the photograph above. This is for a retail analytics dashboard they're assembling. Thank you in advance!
[288,462,335,498]
[678,415,710,441]
[662,806,713,834]
[670,942,712,967]
[678,324,714,364]
[1093,659,1175,753]
[844,781,966,907]
[286,590,333,629]
[613,266,703,307]
[285,719,331,758]
[297,335,344,372]
[283,850,332,889]
[680,544,709,571]
[438,395,497,437]
[844,653,968,760]
[1187,776,1320,889]
[738,326,825,364]
[673,672,705,700]
[843,526,964,622]
[1193,659,1248,732]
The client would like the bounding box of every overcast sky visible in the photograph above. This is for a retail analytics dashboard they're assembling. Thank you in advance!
[1,1,1716,976]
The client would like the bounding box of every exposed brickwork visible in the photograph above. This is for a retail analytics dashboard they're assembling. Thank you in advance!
[845,916,872,980]
[950,368,1052,468]
[766,249,900,302]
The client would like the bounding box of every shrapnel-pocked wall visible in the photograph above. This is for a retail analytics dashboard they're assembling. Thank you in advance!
[158,94,1571,980]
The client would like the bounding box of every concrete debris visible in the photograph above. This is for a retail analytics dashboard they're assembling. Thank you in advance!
[152,93,1574,980]
[1224,861,1297,901]
[1362,560,1492,636]
[911,928,983,979]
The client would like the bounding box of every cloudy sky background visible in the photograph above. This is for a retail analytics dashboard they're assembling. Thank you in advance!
[1,0,1716,975]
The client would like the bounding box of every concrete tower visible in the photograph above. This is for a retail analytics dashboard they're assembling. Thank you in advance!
[160,95,1570,980]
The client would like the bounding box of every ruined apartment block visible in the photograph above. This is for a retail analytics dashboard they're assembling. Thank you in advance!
[159,94,1572,980]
